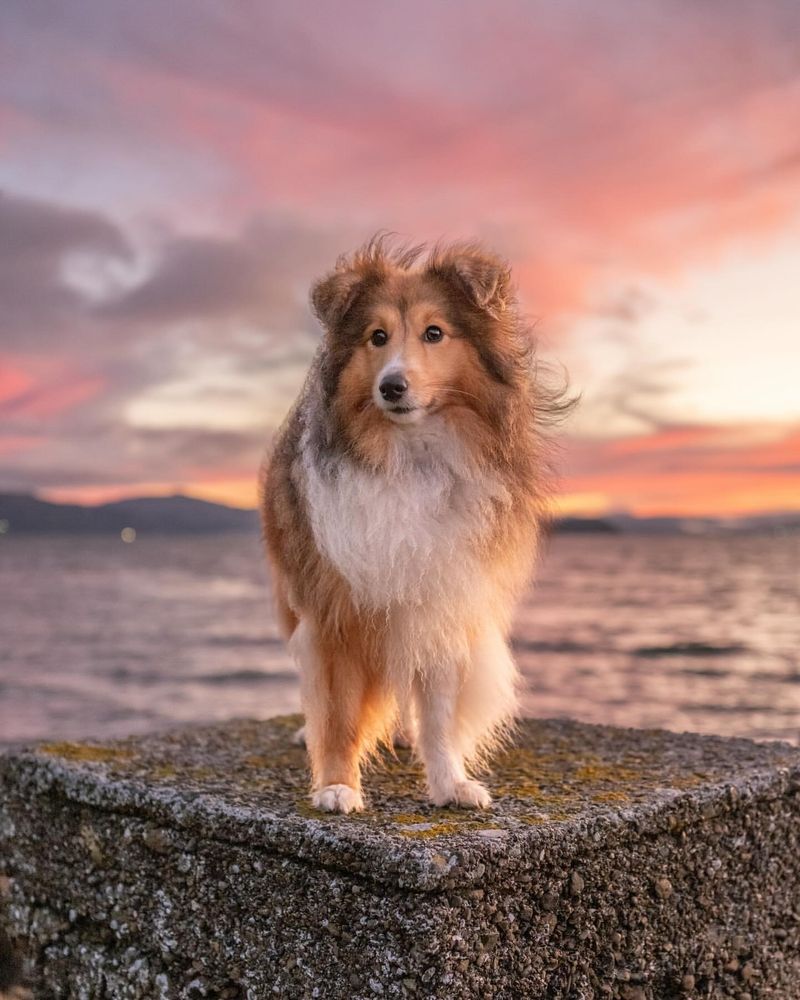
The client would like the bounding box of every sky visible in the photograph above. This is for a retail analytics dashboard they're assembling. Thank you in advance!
[1,0,799,518]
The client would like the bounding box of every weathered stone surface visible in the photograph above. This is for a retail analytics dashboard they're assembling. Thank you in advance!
[1,715,799,998]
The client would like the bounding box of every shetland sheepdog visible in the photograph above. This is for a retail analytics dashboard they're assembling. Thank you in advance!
[260,235,564,814]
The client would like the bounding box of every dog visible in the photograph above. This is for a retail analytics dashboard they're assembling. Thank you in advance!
[260,234,563,813]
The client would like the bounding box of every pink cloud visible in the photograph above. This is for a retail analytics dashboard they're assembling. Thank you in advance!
[0,367,106,419]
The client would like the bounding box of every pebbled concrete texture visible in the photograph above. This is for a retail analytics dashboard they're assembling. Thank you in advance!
[1,714,799,999]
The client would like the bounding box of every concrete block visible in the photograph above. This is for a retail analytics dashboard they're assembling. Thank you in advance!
[2,715,799,998]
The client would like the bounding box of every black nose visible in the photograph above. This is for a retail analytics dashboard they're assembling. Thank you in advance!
[379,375,408,403]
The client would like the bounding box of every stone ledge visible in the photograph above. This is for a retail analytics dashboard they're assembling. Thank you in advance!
[1,715,799,998]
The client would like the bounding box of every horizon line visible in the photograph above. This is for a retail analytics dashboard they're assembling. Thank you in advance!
[2,488,800,524]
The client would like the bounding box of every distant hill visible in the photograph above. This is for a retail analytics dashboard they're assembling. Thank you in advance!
[1,492,797,537]
[0,493,259,535]
[554,512,800,535]
[551,517,619,533]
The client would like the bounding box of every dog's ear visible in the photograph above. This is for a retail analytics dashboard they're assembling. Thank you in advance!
[429,243,513,319]
[311,235,396,331]
[309,260,366,331]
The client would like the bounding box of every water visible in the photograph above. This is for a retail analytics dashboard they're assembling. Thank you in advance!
[1,532,798,745]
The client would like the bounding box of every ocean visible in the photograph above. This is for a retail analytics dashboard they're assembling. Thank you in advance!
[1,531,798,745]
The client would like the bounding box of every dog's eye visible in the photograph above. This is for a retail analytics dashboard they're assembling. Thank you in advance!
[370,329,388,347]
[423,325,444,343]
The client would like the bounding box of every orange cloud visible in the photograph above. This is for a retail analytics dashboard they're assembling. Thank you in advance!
[562,471,800,518]
[46,476,259,510]
[561,422,800,516]
[42,423,800,518]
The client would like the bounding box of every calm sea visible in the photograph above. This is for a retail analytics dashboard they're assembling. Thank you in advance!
[1,532,798,745]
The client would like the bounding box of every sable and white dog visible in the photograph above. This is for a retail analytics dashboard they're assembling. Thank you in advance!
[260,236,559,814]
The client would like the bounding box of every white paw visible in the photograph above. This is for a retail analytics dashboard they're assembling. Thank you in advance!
[292,724,306,746]
[432,779,492,810]
[312,784,364,814]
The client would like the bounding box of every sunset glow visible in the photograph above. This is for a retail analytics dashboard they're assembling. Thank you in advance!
[1,1,799,517]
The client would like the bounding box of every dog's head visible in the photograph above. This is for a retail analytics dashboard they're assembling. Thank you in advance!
[310,236,529,436]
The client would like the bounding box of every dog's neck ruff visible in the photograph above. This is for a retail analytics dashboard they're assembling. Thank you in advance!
[299,411,510,609]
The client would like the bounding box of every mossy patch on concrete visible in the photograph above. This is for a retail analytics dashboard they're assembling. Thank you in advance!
[37,741,134,764]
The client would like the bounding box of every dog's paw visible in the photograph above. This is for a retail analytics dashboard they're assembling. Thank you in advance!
[292,724,306,746]
[312,784,364,814]
[432,779,492,810]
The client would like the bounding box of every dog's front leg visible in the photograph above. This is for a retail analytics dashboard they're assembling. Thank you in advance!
[290,619,365,814]
[414,668,491,809]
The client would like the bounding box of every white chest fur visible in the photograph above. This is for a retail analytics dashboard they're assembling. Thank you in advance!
[300,421,508,608]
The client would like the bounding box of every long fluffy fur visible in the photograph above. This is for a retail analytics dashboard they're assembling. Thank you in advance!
[259,234,572,812]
